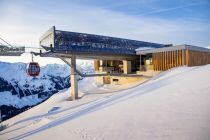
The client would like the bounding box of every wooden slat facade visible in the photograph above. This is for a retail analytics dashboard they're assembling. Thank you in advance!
[152,49,210,71]
[187,50,210,66]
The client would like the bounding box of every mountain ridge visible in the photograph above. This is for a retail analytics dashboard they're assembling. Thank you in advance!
[0,62,72,121]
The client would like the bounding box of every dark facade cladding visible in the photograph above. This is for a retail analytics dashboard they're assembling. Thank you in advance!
[54,30,165,55]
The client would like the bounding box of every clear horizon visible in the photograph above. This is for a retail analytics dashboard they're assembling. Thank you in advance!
[0,0,210,47]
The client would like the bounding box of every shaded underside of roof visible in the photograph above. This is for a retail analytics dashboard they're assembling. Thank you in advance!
[54,30,165,55]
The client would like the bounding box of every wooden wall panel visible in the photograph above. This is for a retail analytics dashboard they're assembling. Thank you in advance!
[153,53,156,71]
[176,50,179,67]
[179,50,182,66]
[153,49,185,71]
[170,51,172,69]
[168,51,170,69]
[187,50,210,66]
[160,52,162,71]
[173,51,176,67]
[157,53,161,71]
[171,51,173,68]
[186,49,189,66]
[172,51,176,67]
[161,52,164,71]
[163,52,165,71]
[152,49,210,71]
[182,50,185,65]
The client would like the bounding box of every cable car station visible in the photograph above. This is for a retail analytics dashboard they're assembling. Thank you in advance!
[1,26,210,100]
[38,26,165,100]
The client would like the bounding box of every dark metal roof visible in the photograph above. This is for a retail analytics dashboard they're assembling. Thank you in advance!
[54,30,165,55]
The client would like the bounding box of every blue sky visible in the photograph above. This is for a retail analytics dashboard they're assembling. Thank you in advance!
[0,0,210,47]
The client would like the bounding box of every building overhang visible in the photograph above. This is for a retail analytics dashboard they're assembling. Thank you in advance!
[39,26,165,60]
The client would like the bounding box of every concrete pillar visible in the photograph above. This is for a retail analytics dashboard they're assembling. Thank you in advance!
[71,55,78,100]
[94,60,100,71]
[123,60,131,74]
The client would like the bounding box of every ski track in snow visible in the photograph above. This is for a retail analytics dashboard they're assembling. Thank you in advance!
[0,65,210,140]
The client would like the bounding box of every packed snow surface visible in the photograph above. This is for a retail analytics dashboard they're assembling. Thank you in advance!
[1,65,210,140]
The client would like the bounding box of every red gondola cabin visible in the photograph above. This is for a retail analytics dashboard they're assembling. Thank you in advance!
[27,62,40,77]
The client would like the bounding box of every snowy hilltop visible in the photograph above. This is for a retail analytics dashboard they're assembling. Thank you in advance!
[1,65,210,140]
[0,61,93,121]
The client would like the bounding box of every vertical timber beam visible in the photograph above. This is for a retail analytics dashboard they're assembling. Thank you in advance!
[154,53,157,71]
[71,55,78,100]
[123,60,131,74]
[159,52,161,71]
[176,50,179,67]
[168,51,170,69]
[152,53,155,71]
[160,52,162,71]
[179,50,182,66]
[164,51,167,70]
[186,49,189,66]
[155,53,157,71]
[172,51,174,68]
[171,51,173,68]
[165,51,167,70]
[162,52,164,71]
[182,49,185,66]
[169,51,171,69]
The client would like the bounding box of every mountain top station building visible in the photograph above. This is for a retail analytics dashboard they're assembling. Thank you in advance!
[39,26,210,100]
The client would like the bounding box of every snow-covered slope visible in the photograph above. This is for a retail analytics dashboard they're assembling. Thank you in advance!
[0,60,94,121]
[1,65,210,140]
[0,62,71,120]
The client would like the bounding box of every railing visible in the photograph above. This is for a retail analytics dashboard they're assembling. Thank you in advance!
[99,66,123,74]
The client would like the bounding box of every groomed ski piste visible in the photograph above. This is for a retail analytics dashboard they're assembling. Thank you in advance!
[1,65,210,140]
